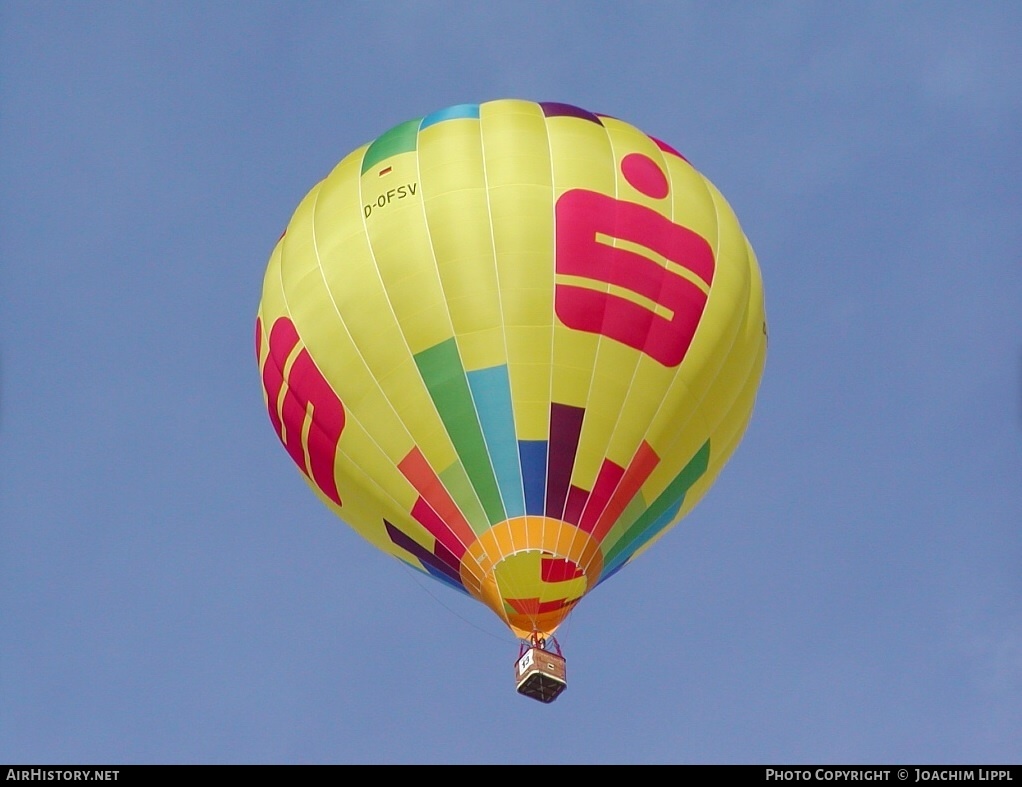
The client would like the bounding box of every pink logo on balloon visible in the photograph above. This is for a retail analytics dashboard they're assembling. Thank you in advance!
[259,316,345,506]
[554,153,714,367]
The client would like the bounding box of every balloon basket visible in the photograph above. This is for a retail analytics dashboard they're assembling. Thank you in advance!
[514,645,567,703]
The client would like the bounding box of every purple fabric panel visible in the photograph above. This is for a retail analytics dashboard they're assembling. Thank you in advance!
[545,403,585,519]
[539,102,604,125]
[384,520,462,584]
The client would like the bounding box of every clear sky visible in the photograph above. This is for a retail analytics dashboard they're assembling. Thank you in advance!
[2,1,1020,765]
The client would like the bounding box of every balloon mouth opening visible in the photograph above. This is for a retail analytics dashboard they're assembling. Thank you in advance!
[459,516,604,638]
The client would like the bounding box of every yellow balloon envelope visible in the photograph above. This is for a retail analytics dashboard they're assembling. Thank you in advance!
[256,99,766,640]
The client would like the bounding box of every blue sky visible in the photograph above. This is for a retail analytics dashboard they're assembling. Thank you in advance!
[2,1,1020,765]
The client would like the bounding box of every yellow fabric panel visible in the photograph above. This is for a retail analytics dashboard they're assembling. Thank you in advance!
[478,99,550,191]
[695,274,763,443]
[703,244,767,462]
[571,342,638,484]
[506,369,552,441]
[456,327,505,372]
[418,118,485,188]
[548,120,616,199]
[549,328,600,407]
[332,421,418,527]
[419,118,503,369]
[423,196,500,328]
[493,553,537,597]
[479,102,555,441]
[664,156,721,250]
[361,151,450,356]
[672,174,751,397]
[614,357,681,464]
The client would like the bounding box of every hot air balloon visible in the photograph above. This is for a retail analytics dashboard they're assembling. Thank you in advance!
[256,99,766,702]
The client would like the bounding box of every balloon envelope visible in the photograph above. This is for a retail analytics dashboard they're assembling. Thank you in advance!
[256,99,766,639]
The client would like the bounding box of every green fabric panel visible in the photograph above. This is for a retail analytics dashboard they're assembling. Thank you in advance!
[603,440,711,566]
[438,462,489,535]
[414,338,506,524]
[601,491,648,549]
[361,118,421,174]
